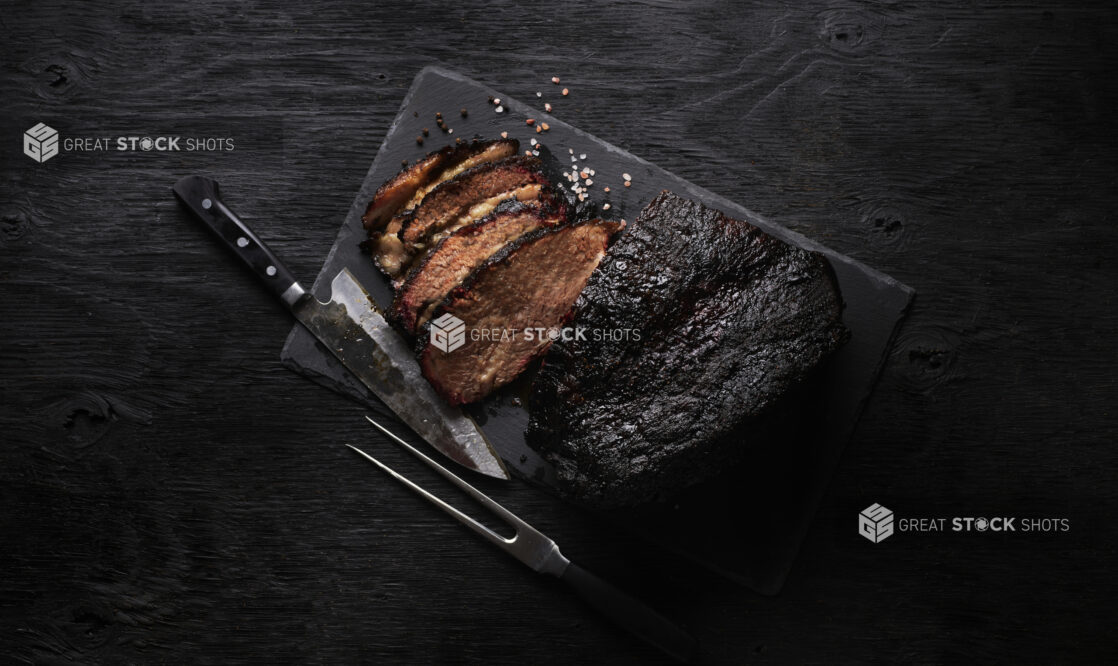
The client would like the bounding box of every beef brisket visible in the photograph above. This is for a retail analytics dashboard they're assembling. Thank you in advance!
[418,218,624,406]
[362,138,518,230]
[403,182,567,276]
[369,155,550,281]
[398,156,547,246]
[392,202,569,334]
[525,191,849,507]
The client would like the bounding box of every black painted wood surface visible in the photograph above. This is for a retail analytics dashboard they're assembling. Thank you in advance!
[2,1,1116,663]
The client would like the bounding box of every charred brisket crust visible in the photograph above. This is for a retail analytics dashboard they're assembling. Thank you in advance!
[415,218,624,404]
[525,191,850,508]
[534,181,570,218]
[397,155,547,245]
[361,138,518,230]
[362,152,441,231]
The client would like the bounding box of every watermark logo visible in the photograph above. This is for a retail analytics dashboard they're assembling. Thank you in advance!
[430,316,642,354]
[24,123,59,163]
[860,505,1070,543]
[430,313,466,353]
[859,503,894,543]
[19,123,239,163]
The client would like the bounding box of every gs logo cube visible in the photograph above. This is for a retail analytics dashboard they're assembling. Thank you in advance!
[24,123,59,163]
[859,503,894,543]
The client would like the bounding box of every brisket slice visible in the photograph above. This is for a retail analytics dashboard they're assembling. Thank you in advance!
[391,201,569,334]
[400,182,568,280]
[398,155,547,248]
[418,218,624,406]
[361,138,518,230]
[369,155,550,281]
[525,191,850,508]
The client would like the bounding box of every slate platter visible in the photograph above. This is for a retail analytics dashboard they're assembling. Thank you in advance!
[280,66,914,594]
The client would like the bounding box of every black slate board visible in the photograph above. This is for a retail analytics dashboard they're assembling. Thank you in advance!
[279,66,914,594]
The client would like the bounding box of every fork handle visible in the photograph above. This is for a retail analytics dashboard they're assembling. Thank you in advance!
[560,563,697,662]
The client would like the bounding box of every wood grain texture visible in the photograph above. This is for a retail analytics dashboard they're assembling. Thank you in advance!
[2,1,1116,663]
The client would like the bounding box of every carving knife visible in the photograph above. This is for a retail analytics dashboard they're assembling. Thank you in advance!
[172,175,509,480]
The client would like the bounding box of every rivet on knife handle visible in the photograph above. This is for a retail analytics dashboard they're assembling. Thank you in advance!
[172,176,508,480]
[172,175,307,307]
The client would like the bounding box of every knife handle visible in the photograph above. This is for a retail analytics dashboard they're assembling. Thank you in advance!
[561,562,697,662]
[172,175,307,308]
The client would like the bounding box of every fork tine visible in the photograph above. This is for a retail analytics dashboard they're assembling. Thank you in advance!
[346,444,509,549]
[351,422,695,661]
[363,415,530,532]
[358,416,570,577]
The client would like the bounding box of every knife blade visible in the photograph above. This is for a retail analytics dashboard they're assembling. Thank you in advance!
[172,175,509,480]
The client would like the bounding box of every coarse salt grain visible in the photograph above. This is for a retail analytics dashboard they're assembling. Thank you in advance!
[562,88,569,96]
[536,92,542,97]
[585,179,593,186]
[603,203,611,210]
[495,105,504,113]
[552,76,560,84]
[604,187,610,192]
[624,181,631,187]
[493,98,500,105]
[579,153,587,160]
[530,138,537,146]
[501,131,508,138]
[545,103,552,112]
[622,173,632,181]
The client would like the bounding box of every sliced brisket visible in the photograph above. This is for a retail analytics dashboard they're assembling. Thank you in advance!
[369,155,551,281]
[361,138,518,230]
[398,155,547,249]
[418,218,624,406]
[392,201,569,334]
[403,181,566,275]
[525,191,849,507]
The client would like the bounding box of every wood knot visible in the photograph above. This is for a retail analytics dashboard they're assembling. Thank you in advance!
[4,283,158,451]
[44,63,69,88]
[861,202,907,248]
[1,210,31,242]
[37,389,152,451]
[50,390,118,448]
[72,608,111,636]
[892,325,960,395]
[816,7,884,54]
[21,50,97,99]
